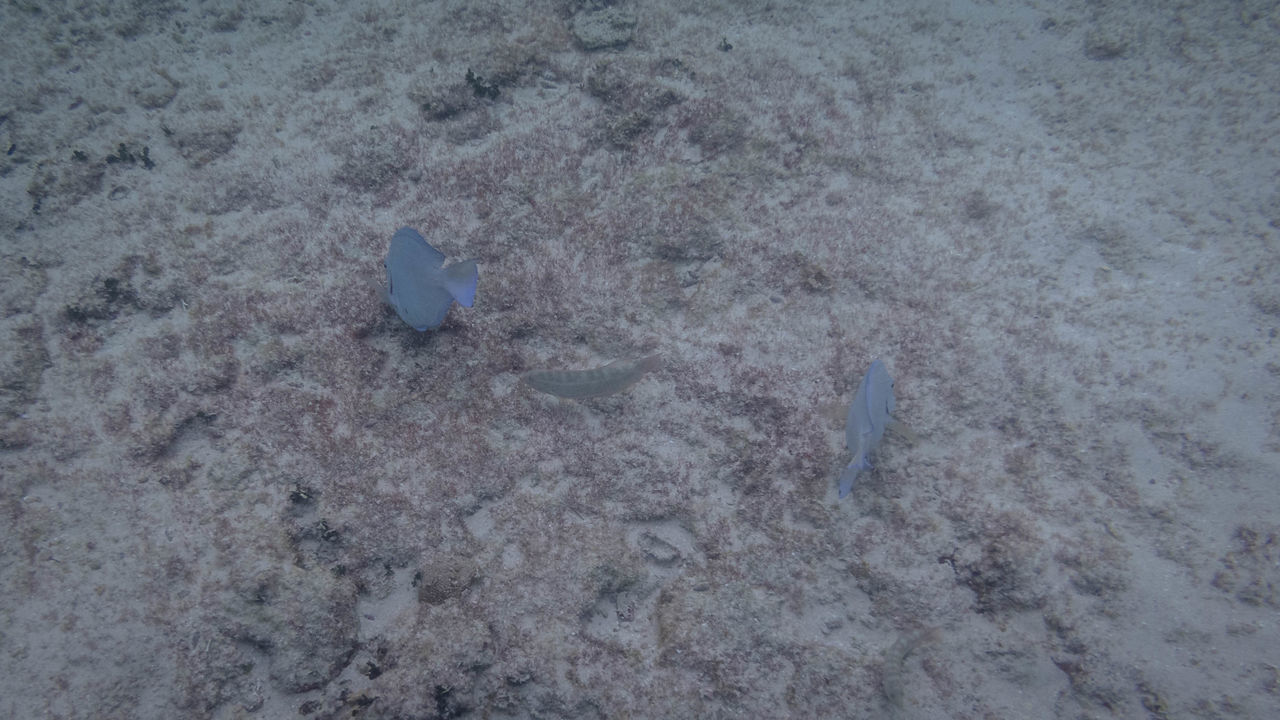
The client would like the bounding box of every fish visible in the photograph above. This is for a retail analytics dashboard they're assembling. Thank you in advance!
[383,226,478,331]
[522,355,662,400]
[839,358,895,498]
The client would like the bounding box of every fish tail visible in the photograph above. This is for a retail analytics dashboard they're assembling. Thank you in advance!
[838,465,860,498]
[839,457,874,498]
[442,260,479,307]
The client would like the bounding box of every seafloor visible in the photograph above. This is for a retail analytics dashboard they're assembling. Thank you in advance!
[2,1,1278,718]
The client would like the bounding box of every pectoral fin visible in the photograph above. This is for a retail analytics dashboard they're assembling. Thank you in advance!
[887,419,919,445]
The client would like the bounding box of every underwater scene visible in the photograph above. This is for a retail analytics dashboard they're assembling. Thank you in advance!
[1,1,1277,718]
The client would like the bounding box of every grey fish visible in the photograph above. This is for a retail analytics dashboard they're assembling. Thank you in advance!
[383,226,478,331]
[839,358,895,498]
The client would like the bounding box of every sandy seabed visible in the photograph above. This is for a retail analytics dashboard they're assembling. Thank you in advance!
[2,1,1278,718]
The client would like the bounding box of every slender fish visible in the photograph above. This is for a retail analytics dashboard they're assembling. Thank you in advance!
[522,355,662,399]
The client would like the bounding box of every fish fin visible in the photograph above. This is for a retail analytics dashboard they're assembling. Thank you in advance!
[368,273,392,307]
[637,354,663,374]
[887,419,919,445]
[838,466,858,498]
[839,457,874,498]
[392,227,445,267]
[442,260,479,307]
[409,285,456,330]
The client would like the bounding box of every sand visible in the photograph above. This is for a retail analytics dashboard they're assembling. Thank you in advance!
[1,1,1277,718]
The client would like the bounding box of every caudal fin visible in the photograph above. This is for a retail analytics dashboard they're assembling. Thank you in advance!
[442,260,479,307]
[838,466,859,498]
[838,457,872,498]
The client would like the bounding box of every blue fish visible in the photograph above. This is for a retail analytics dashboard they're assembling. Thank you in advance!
[383,227,478,331]
[839,358,895,498]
